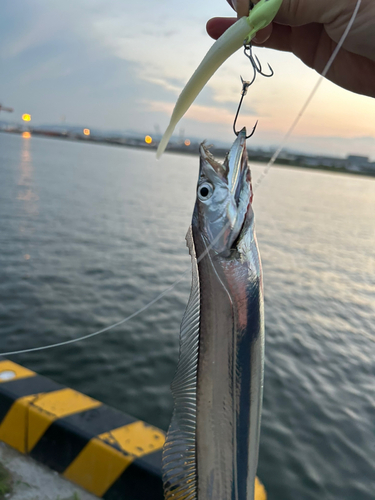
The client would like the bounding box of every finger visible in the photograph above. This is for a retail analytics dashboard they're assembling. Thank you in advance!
[253,23,320,72]
[257,22,375,98]
[227,0,255,18]
[226,0,236,12]
[274,0,341,26]
[254,22,331,76]
[207,1,276,40]
[252,24,273,43]
[252,23,293,52]
[206,16,272,42]
[229,0,341,26]
[206,17,236,40]
[236,0,251,18]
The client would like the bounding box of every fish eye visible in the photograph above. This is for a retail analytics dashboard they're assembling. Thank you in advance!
[198,182,214,201]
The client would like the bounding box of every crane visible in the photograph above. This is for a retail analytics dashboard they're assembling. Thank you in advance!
[0,104,14,114]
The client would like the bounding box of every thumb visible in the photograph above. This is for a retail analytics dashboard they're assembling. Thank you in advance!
[226,0,252,18]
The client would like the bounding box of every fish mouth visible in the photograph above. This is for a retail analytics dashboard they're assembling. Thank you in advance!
[201,128,250,202]
[225,128,252,248]
[224,128,249,205]
[198,128,252,254]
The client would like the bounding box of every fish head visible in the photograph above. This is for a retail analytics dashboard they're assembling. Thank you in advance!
[194,128,253,256]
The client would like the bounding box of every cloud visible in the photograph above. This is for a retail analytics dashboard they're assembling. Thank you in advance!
[146,100,257,126]
[137,76,184,95]
[1,0,375,158]
[0,5,54,59]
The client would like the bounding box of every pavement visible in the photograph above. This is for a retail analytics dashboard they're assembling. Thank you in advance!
[0,441,98,500]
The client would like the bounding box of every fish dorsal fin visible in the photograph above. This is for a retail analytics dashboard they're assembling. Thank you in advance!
[162,225,200,500]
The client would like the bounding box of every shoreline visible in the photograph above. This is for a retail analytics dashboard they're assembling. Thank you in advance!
[1,128,375,179]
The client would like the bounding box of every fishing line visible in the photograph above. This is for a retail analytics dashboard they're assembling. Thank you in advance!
[253,0,362,191]
[0,273,190,356]
[2,0,371,357]
[0,213,239,357]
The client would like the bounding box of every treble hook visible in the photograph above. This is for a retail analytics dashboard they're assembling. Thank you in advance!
[244,42,274,78]
[232,41,274,138]
[233,76,258,138]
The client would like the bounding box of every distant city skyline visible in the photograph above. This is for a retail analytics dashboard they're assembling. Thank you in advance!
[1,0,375,159]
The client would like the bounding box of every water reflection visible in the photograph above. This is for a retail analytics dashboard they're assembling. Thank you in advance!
[17,137,39,217]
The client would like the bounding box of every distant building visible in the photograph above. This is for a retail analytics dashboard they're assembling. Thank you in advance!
[318,156,347,168]
[298,155,346,168]
[277,151,298,161]
[346,155,370,171]
[299,155,320,166]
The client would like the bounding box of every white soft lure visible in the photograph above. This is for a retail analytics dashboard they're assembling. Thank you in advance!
[156,0,283,159]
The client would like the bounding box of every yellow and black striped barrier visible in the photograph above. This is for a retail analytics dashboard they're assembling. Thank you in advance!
[0,359,267,500]
[0,359,165,499]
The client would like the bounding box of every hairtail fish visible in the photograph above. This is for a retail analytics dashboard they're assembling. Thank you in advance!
[163,128,264,500]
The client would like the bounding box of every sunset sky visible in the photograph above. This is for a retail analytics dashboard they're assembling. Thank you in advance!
[1,0,375,158]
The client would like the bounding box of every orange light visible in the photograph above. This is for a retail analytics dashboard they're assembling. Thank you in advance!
[83,128,90,136]
[22,114,31,122]
[22,131,31,139]
[145,135,152,144]
[184,139,191,146]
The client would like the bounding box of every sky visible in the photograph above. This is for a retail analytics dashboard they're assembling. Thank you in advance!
[1,0,375,159]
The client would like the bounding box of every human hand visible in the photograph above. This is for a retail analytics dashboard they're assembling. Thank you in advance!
[207,0,375,98]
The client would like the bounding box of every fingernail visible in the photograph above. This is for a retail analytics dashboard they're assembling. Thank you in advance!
[227,0,237,10]
[235,0,250,17]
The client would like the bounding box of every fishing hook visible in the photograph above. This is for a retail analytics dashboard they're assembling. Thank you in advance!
[233,76,258,138]
[244,42,274,78]
[233,41,274,137]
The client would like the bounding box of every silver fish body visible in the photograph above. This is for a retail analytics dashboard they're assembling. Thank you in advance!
[163,129,264,500]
